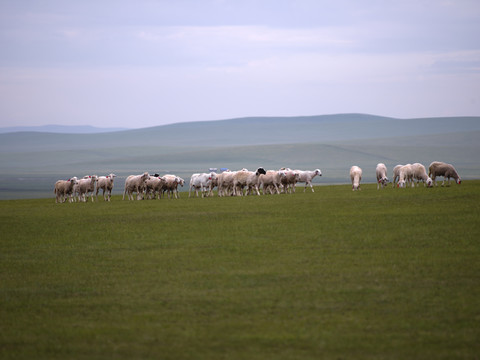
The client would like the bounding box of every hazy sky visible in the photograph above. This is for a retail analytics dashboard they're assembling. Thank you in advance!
[1,0,479,128]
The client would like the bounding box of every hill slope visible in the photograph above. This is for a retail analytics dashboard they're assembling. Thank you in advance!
[1,114,479,152]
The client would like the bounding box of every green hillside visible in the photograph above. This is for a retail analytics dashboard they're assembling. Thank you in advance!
[0,114,479,199]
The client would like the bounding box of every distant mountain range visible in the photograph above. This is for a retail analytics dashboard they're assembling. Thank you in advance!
[2,114,479,150]
[0,125,129,134]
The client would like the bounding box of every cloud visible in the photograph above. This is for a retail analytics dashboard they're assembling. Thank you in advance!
[1,0,479,127]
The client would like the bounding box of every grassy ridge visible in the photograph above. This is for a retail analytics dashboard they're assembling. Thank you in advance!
[1,182,479,359]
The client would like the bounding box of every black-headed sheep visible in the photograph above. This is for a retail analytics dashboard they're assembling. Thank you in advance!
[233,167,266,196]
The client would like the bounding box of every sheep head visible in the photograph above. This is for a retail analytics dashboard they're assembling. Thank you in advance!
[256,167,266,176]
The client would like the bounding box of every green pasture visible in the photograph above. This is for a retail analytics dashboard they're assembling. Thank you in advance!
[1,181,479,359]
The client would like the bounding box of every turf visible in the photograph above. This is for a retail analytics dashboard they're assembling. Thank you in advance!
[1,181,479,359]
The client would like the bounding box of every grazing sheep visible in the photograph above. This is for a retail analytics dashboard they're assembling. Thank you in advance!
[428,161,461,186]
[54,177,78,203]
[232,167,266,196]
[75,175,98,202]
[259,170,282,195]
[189,172,217,198]
[376,163,389,189]
[145,175,167,199]
[279,169,300,194]
[123,172,149,200]
[397,164,415,188]
[350,166,362,191]
[96,173,116,201]
[293,169,322,192]
[162,174,184,199]
[392,164,403,188]
[411,163,433,187]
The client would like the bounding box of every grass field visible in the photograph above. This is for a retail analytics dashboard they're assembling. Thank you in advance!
[1,181,479,359]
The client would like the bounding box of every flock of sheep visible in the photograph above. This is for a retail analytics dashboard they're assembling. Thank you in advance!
[53,161,461,203]
[351,161,461,191]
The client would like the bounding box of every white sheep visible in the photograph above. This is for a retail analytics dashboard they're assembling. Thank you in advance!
[54,177,78,203]
[75,175,98,202]
[392,164,403,188]
[375,163,389,189]
[428,161,461,186]
[350,166,362,191]
[123,172,149,200]
[217,170,237,197]
[397,164,414,188]
[259,170,282,195]
[293,169,322,192]
[144,175,167,199]
[279,169,300,194]
[209,175,219,196]
[232,167,266,196]
[96,173,116,201]
[189,172,217,198]
[411,163,433,187]
[161,174,184,199]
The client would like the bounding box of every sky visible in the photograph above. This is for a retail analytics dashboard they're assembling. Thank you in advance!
[1,0,479,129]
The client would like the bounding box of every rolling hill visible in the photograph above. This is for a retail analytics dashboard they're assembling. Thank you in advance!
[0,114,479,199]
